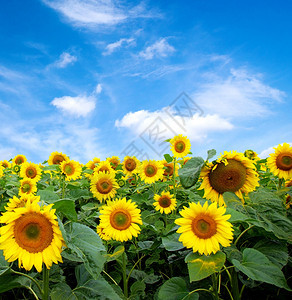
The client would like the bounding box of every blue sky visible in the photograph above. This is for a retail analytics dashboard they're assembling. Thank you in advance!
[0,0,291,163]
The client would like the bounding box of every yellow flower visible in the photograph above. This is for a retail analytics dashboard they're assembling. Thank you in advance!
[20,162,42,182]
[0,166,3,178]
[122,156,140,178]
[106,156,120,170]
[86,157,101,171]
[19,178,37,196]
[153,191,176,214]
[60,160,82,181]
[1,160,11,169]
[99,198,142,242]
[139,160,164,184]
[198,151,259,206]
[170,134,191,158]
[93,160,115,175]
[12,154,27,165]
[5,195,40,211]
[175,201,233,256]
[90,171,119,202]
[267,143,292,180]
[96,224,111,241]
[162,160,179,178]
[244,149,260,161]
[0,200,64,272]
[48,151,69,165]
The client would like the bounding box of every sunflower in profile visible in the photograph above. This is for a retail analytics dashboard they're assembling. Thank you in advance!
[182,157,192,165]
[19,178,37,196]
[0,200,64,272]
[198,151,259,206]
[267,143,292,180]
[86,157,101,171]
[60,160,82,181]
[48,151,69,165]
[107,156,120,170]
[20,162,42,182]
[162,160,178,179]
[93,160,115,175]
[96,224,111,241]
[122,156,140,178]
[99,198,142,242]
[244,149,260,161]
[139,160,164,184]
[170,134,191,158]
[90,171,119,202]
[13,154,27,165]
[5,195,40,211]
[175,201,233,256]
[153,191,176,214]
[1,160,11,169]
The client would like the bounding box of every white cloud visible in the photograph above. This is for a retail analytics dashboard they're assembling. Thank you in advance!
[115,108,233,143]
[194,68,285,118]
[103,38,135,55]
[51,95,96,117]
[54,52,77,68]
[139,38,175,60]
[259,142,292,159]
[95,83,102,94]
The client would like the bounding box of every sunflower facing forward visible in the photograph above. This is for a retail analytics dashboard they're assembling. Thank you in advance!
[122,156,140,178]
[13,154,27,165]
[267,143,292,180]
[99,198,142,242]
[153,191,176,214]
[170,134,191,158]
[139,160,164,184]
[48,151,69,165]
[19,178,37,196]
[198,151,259,206]
[20,162,42,182]
[60,160,82,181]
[0,200,64,272]
[175,201,233,256]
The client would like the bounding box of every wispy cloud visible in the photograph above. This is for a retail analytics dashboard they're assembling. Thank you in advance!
[51,95,96,117]
[53,52,77,68]
[42,0,158,29]
[103,38,135,55]
[139,38,175,60]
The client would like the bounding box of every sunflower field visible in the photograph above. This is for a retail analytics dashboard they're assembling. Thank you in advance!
[0,136,291,300]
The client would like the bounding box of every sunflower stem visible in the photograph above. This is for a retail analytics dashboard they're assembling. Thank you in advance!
[121,251,128,298]
[230,268,240,300]
[211,273,219,300]
[234,225,255,247]
[172,157,177,198]
[43,265,50,300]
[61,175,66,199]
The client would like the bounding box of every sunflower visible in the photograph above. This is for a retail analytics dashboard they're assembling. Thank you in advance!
[0,200,64,272]
[86,157,101,171]
[198,151,259,206]
[12,164,21,174]
[175,201,233,256]
[162,160,178,178]
[20,162,42,182]
[5,195,40,211]
[90,171,119,202]
[93,160,115,175]
[182,157,192,165]
[153,191,176,214]
[0,166,4,178]
[12,154,27,166]
[170,134,191,158]
[96,224,111,241]
[99,198,142,242]
[139,160,164,184]
[1,160,11,169]
[60,160,82,181]
[107,156,120,170]
[122,156,140,178]
[48,151,69,165]
[19,178,37,196]
[244,149,260,161]
[267,143,292,180]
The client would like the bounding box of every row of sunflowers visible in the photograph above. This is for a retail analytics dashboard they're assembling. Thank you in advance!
[0,135,291,299]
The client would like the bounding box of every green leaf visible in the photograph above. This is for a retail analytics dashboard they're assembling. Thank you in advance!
[164,154,173,163]
[42,165,60,172]
[66,223,106,280]
[130,280,146,299]
[232,248,291,291]
[106,245,125,262]
[178,157,205,189]
[185,251,226,282]
[53,199,77,221]
[51,283,78,300]
[0,250,9,276]
[158,277,198,300]
[0,271,31,293]
[162,233,184,251]
[37,188,60,203]
[207,149,216,161]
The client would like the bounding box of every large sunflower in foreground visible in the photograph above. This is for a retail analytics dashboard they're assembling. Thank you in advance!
[99,198,142,242]
[175,201,233,256]
[60,160,82,181]
[19,178,37,196]
[20,162,42,182]
[170,134,191,158]
[267,143,292,180]
[198,151,259,206]
[153,191,176,214]
[13,154,27,165]
[48,151,69,165]
[0,200,64,272]
[90,171,119,202]
[139,160,164,184]
[122,156,140,178]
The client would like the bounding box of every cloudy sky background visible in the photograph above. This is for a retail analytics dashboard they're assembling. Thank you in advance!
[0,0,291,163]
